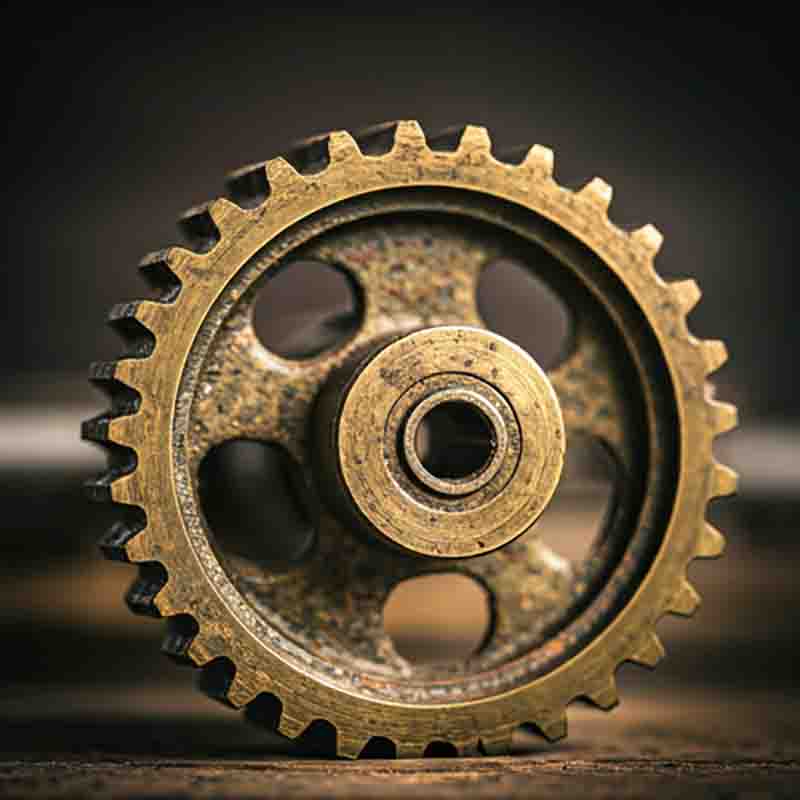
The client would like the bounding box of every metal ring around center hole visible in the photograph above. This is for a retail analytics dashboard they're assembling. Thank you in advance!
[402,389,509,496]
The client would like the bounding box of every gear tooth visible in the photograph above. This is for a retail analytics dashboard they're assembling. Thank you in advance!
[337,732,370,760]
[83,408,135,453]
[206,197,250,238]
[123,299,168,331]
[522,144,555,178]
[84,441,137,505]
[534,712,568,743]
[109,471,139,506]
[631,223,664,257]
[226,161,269,209]
[85,412,123,447]
[88,359,140,417]
[701,339,729,375]
[197,659,262,710]
[671,278,702,314]
[98,509,147,562]
[139,247,192,296]
[458,125,493,154]
[427,124,492,156]
[630,631,665,668]
[105,358,143,391]
[585,675,619,710]
[178,197,247,248]
[106,302,157,358]
[197,657,246,707]
[710,462,738,498]
[106,413,142,450]
[327,130,361,164]
[151,577,182,616]
[697,522,726,558]
[84,361,142,428]
[178,202,222,253]
[162,614,201,665]
[125,563,168,617]
[122,528,156,563]
[393,120,427,151]
[277,710,312,740]
[225,669,263,708]
[669,579,701,617]
[285,129,361,173]
[394,741,426,759]
[185,628,216,667]
[88,359,143,402]
[710,400,738,435]
[578,177,613,212]
[265,156,305,192]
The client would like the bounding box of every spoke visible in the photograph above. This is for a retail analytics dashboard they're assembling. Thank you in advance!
[548,325,626,456]
[189,220,495,469]
[305,220,488,332]
[189,313,319,466]
[464,536,575,660]
[233,512,421,672]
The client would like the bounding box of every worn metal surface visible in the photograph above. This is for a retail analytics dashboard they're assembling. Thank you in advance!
[83,121,737,758]
[314,326,564,557]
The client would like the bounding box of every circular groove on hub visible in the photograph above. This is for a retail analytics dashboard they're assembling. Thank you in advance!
[402,388,508,496]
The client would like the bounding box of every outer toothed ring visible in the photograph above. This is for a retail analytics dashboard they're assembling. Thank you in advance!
[84,121,737,758]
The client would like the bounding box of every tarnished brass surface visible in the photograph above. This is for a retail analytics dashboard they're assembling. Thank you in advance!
[314,326,564,558]
[84,121,738,758]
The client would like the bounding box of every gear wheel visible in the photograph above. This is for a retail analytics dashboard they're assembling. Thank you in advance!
[84,121,737,758]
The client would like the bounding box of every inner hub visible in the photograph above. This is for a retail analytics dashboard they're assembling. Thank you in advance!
[313,325,565,558]
[403,389,505,495]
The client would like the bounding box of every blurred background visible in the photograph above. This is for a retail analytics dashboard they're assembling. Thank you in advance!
[1,5,798,795]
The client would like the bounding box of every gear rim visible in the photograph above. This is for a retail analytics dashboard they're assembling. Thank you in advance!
[84,121,738,758]
[173,188,673,702]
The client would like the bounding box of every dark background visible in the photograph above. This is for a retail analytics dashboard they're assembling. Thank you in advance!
[5,6,797,421]
[1,6,798,797]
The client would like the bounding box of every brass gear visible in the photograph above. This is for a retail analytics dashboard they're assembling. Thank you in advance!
[84,121,738,758]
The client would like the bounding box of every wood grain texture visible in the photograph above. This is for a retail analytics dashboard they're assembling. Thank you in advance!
[2,684,798,798]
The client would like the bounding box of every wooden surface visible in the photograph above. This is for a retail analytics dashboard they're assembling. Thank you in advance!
[2,684,798,798]
[1,498,798,797]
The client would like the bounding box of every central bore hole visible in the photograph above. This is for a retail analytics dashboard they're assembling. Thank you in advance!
[414,401,495,480]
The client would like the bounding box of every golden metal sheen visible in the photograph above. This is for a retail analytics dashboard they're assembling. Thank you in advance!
[401,383,509,496]
[84,121,738,759]
[316,326,564,558]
